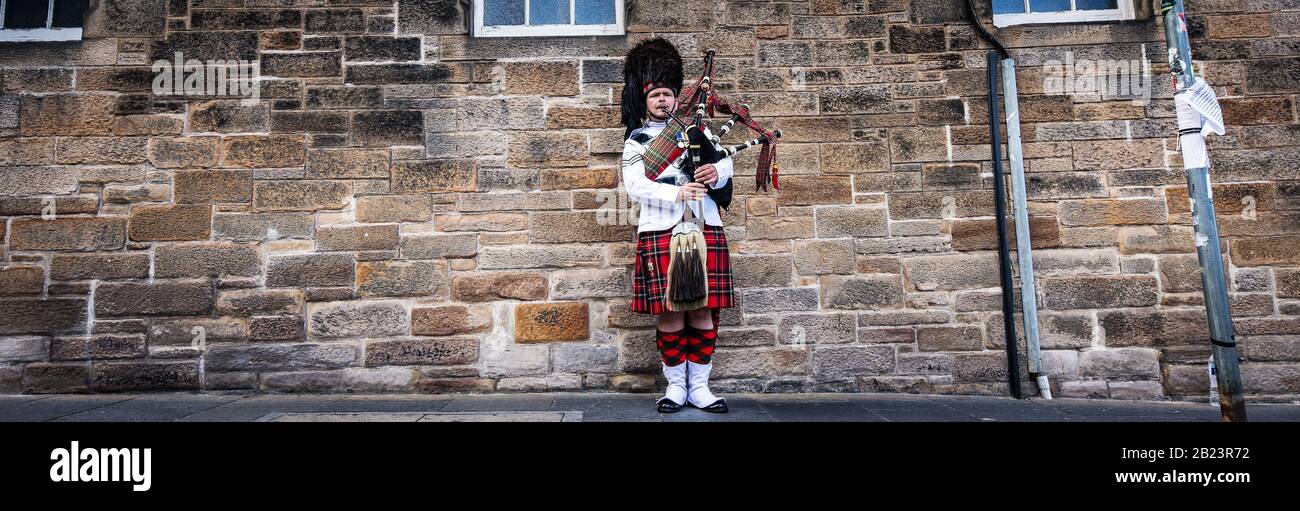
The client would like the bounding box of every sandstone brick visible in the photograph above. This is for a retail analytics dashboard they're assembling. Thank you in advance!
[816,142,889,174]
[746,216,816,240]
[356,195,433,223]
[515,302,589,343]
[1166,182,1276,215]
[0,166,78,196]
[436,213,528,232]
[504,61,578,96]
[544,106,620,129]
[777,313,857,345]
[0,298,86,335]
[92,361,199,392]
[1231,236,1300,266]
[550,269,632,299]
[365,338,478,366]
[353,110,423,146]
[950,216,1061,251]
[530,211,635,243]
[1100,309,1209,348]
[55,137,147,164]
[795,239,856,275]
[0,336,48,363]
[812,345,895,379]
[458,191,570,212]
[1079,348,1160,380]
[0,138,54,165]
[129,204,211,241]
[308,300,408,339]
[412,305,492,336]
[10,217,126,251]
[453,272,549,301]
[1041,275,1159,310]
[20,94,115,136]
[1118,225,1195,254]
[1031,248,1121,276]
[206,343,359,372]
[888,190,994,219]
[1072,139,1164,170]
[776,175,853,206]
[815,206,888,238]
[392,159,477,192]
[1058,198,1167,227]
[917,325,984,352]
[21,363,89,393]
[267,253,355,288]
[94,281,215,317]
[903,253,1000,291]
[1024,172,1107,199]
[356,260,450,298]
[0,266,44,297]
[304,148,389,179]
[741,288,820,313]
[155,243,260,278]
[1206,14,1272,39]
[539,168,617,190]
[216,289,305,316]
[249,315,306,342]
[50,253,149,281]
[172,169,252,204]
[189,100,269,133]
[507,131,588,168]
[821,273,904,308]
[478,245,604,269]
[732,254,794,289]
[889,25,945,53]
[922,163,983,190]
[148,317,248,345]
[1277,268,1300,299]
[317,225,400,252]
[213,212,315,241]
[400,233,478,259]
[253,180,352,211]
[221,135,305,168]
[952,352,1008,382]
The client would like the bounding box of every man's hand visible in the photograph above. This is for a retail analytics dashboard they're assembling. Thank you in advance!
[694,164,718,186]
[678,182,708,202]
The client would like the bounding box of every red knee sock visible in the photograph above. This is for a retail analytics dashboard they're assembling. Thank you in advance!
[656,327,689,366]
[685,324,718,364]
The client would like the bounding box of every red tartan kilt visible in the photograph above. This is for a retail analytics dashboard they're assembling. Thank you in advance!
[630,224,735,315]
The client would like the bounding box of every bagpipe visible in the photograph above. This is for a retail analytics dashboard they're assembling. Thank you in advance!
[640,49,785,207]
[652,50,785,312]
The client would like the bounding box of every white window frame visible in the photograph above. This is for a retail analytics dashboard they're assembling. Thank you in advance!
[472,0,625,38]
[992,0,1137,28]
[0,0,84,42]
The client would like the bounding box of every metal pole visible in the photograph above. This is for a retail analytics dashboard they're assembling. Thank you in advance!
[1161,0,1246,421]
[1001,58,1050,399]
[988,51,1022,399]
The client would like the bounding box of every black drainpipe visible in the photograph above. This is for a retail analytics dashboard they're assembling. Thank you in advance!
[968,0,1022,398]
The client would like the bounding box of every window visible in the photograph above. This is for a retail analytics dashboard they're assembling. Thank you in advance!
[472,0,624,37]
[0,0,86,41]
[992,0,1138,27]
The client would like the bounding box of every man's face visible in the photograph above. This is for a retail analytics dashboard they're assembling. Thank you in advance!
[644,87,675,120]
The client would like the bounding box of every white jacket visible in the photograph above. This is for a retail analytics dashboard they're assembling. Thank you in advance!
[620,120,734,233]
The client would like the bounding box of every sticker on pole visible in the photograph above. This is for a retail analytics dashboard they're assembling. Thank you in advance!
[1175,77,1225,137]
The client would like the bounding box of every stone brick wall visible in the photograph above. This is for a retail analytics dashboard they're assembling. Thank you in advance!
[1,0,1297,399]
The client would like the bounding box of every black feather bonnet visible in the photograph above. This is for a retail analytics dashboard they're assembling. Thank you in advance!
[621,38,683,139]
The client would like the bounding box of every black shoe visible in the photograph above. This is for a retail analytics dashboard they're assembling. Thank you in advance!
[657,397,685,413]
[692,398,727,413]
